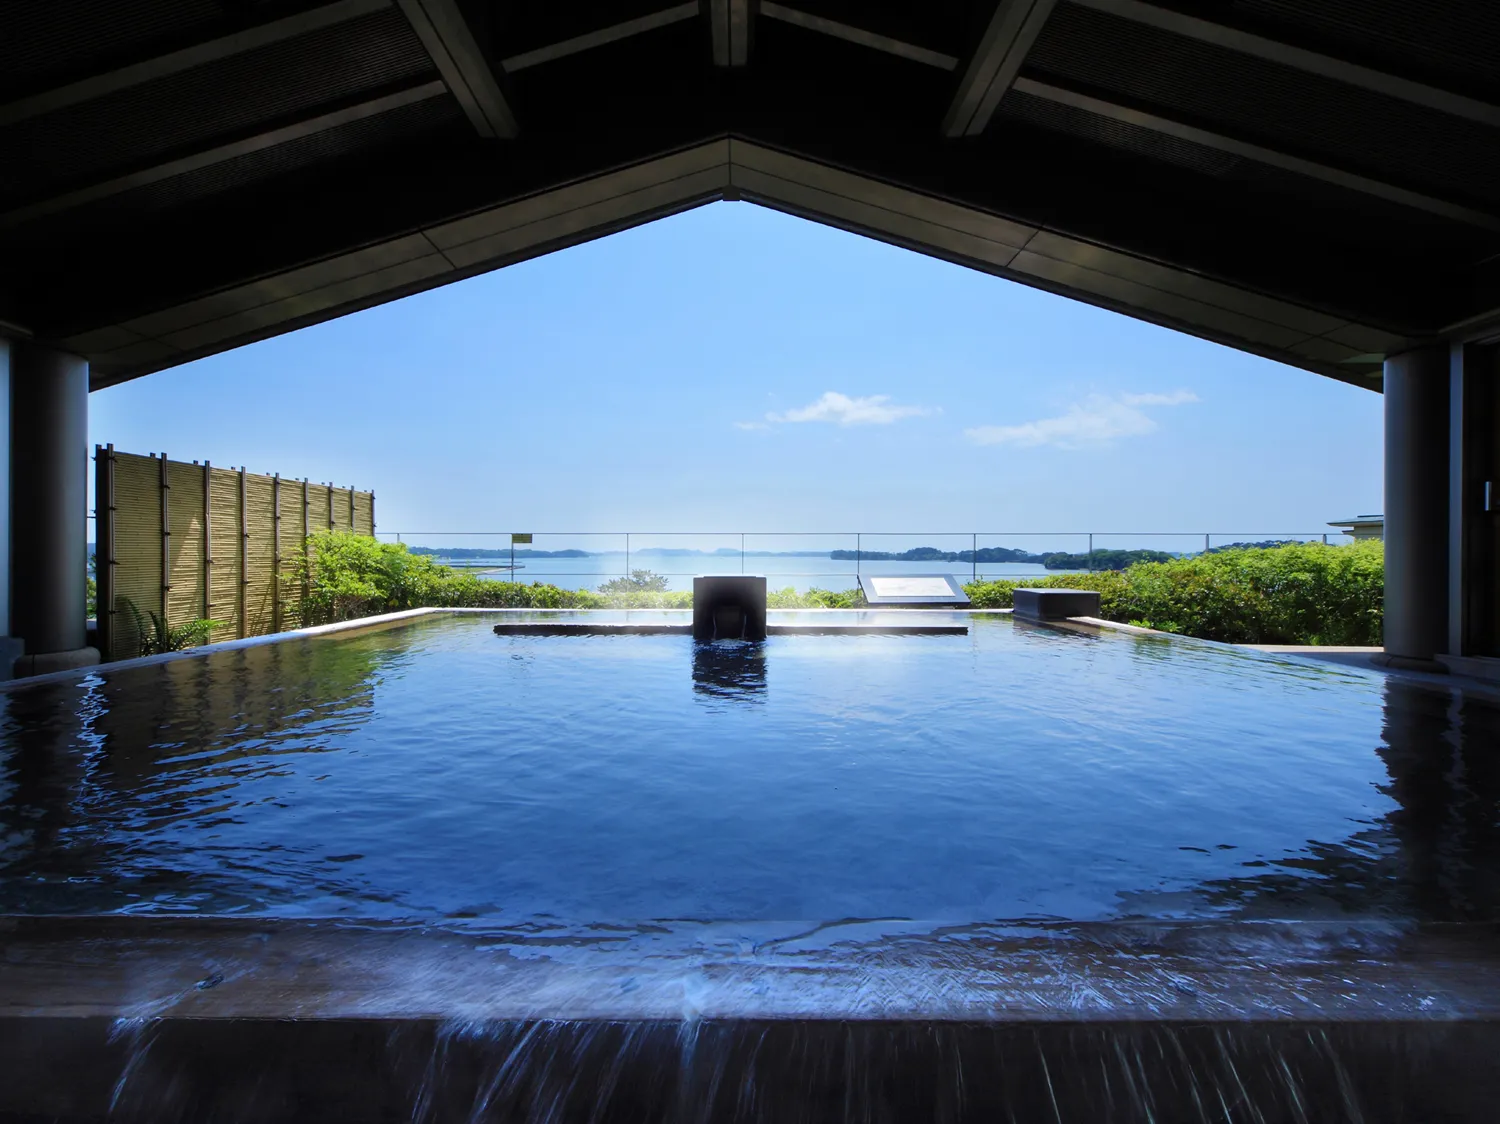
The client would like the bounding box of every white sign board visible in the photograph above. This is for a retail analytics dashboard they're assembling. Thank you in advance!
[865,576,957,598]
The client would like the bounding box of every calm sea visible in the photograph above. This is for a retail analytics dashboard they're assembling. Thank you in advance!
[433,552,1087,592]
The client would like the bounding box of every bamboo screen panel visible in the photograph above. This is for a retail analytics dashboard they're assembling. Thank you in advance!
[207,467,242,644]
[243,474,277,638]
[306,483,332,537]
[353,491,374,535]
[165,461,207,635]
[106,453,162,658]
[95,447,374,660]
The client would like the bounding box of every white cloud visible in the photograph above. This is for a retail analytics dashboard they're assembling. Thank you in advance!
[964,390,1198,450]
[751,391,937,428]
[1120,390,1200,407]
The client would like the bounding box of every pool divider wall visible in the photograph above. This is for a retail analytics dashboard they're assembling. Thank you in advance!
[491,621,969,636]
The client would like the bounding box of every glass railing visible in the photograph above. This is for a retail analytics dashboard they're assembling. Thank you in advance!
[362,530,1361,593]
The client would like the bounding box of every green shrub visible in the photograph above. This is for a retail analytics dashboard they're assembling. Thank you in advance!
[285,533,1382,646]
[285,532,697,619]
[599,569,670,594]
[766,585,867,608]
[961,541,1383,645]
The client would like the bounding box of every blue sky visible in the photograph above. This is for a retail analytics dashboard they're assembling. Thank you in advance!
[90,203,1381,547]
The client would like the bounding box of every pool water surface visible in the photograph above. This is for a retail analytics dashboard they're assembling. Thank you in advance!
[2,612,1497,931]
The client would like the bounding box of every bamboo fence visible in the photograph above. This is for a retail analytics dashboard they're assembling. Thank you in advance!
[94,445,374,659]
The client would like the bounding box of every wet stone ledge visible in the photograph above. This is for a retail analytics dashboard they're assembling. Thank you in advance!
[1,916,1498,1122]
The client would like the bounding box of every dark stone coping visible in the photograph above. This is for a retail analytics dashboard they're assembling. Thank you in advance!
[1,916,1497,1122]
[1012,587,1103,621]
[492,623,969,636]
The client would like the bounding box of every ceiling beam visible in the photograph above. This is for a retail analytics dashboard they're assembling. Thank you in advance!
[0,0,390,128]
[758,4,956,70]
[502,4,698,72]
[396,0,516,137]
[944,0,1056,137]
[1069,0,1500,129]
[0,80,448,230]
[709,0,752,67]
[1013,76,1500,231]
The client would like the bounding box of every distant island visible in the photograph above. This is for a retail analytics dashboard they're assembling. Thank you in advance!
[410,546,835,559]
[409,546,591,559]
[407,541,1289,571]
[830,546,1174,570]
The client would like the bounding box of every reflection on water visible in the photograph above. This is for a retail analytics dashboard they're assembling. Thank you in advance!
[691,641,766,705]
[0,637,384,914]
[0,614,1498,926]
[1186,679,1500,921]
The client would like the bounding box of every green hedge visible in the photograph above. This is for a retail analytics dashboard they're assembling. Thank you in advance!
[964,541,1383,645]
[286,533,869,622]
[290,533,1383,645]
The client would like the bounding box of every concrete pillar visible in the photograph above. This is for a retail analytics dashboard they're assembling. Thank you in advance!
[9,342,98,676]
[1383,345,1450,667]
[1447,343,1500,663]
[0,338,13,676]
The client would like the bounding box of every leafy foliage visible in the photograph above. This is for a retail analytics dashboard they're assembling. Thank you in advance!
[598,570,670,594]
[767,586,866,608]
[285,532,696,618]
[962,541,1384,645]
[287,533,1382,646]
[119,598,221,656]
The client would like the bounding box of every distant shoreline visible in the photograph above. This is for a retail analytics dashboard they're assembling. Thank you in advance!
[405,544,1213,571]
[409,547,833,560]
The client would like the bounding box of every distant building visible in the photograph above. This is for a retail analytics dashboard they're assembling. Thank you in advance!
[1328,515,1384,541]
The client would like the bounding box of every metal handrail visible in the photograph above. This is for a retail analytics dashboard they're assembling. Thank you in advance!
[370,529,1356,588]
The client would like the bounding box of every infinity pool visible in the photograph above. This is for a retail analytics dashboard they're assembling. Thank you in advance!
[2,611,1497,929]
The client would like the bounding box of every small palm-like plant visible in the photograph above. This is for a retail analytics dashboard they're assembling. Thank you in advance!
[119,598,222,656]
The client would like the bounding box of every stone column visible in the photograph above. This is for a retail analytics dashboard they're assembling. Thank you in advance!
[0,338,14,677]
[1448,343,1500,661]
[9,342,98,676]
[1383,345,1450,668]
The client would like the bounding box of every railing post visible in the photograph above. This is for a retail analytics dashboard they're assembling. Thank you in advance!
[97,444,117,659]
[625,532,630,581]
[856,532,861,582]
[1205,533,1210,555]
[272,473,282,633]
[741,532,745,574]
[1087,532,1094,572]
[203,461,213,621]
[972,532,977,583]
[159,452,171,620]
[302,479,311,623]
[238,467,248,638]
